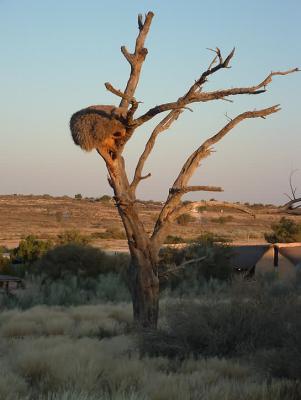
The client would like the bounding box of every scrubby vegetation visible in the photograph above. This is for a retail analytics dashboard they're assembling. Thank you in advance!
[211,215,235,224]
[12,235,53,265]
[265,217,301,243]
[176,213,196,226]
[1,277,301,399]
[91,227,126,240]
[1,234,301,399]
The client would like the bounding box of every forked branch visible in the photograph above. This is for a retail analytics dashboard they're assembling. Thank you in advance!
[119,11,154,110]
[132,67,298,127]
[284,169,299,201]
[130,109,182,192]
[152,105,280,242]
[169,186,223,194]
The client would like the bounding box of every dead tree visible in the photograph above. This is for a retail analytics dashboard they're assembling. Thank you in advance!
[281,170,301,214]
[70,11,298,328]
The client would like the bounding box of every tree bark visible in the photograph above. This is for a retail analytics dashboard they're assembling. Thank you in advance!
[103,154,160,328]
[128,246,159,329]
[119,205,160,328]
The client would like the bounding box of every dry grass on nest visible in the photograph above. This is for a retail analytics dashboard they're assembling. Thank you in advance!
[70,105,126,152]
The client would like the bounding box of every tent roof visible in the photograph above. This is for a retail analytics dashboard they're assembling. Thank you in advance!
[229,245,270,270]
[279,246,301,266]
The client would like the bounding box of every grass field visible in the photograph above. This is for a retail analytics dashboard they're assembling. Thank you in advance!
[1,276,301,400]
[0,301,299,400]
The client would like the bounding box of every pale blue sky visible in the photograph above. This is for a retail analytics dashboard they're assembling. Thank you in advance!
[0,0,300,204]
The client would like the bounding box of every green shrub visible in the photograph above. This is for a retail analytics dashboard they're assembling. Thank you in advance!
[91,227,126,240]
[264,217,301,243]
[176,213,196,226]
[196,205,207,213]
[159,237,233,296]
[0,246,9,254]
[34,244,129,279]
[74,193,82,200]
[164,235,186,244]
[0,273,130,309]
[211,215,234,224]
[97,195,112,202]
[12,235,53,264]
[0,254,12,274]
[194,231,231,244]
[57,230,91,246]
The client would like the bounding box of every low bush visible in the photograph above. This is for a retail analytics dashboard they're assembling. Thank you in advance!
[91,227,126,240]
[264,217,301,243]
[164,235,186,244]
[255,308,301,380]
[0,274,130,309]
[139,291,300,360]
[176,213,196,226]
[194,231,231,244]
[159,237,233,294]
[34,244,129,279]
[0,255,11,274]
[97,194,112,202]
[57,230,91,246]
[11,235,53,264]
[211,215,234,224]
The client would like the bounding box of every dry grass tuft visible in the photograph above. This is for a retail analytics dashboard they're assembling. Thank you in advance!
[0,302,300,400]
[0,304,132,339]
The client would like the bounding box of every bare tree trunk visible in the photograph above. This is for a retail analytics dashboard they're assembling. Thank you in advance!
[117,206,160,328]
[128,247,159,328]
[119,205,160,328]
[105,155,160,328]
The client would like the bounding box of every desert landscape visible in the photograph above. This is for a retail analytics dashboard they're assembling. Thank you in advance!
[0,194,292,251]
[1,1,301,399]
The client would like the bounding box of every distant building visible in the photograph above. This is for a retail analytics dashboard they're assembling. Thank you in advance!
[230,245,270,277]
[229,243,301,280]
[256,243,301,280]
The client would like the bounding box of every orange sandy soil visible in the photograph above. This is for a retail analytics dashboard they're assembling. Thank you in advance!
[0,195,299,251]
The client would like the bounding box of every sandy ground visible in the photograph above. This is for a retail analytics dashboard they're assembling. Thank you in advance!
[1,194,299,250]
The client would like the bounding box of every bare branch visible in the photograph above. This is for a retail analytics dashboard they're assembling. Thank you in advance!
[130,109,182,192]
[159,256,207,282]
[173,105,281,189]
[104,82,141,124]
[281,196,301,214]
[190,68,300,103]
[289,169,298,200]
[169,185,223,194]
[152,105,279,243]
[119,11,154,109]
[105,82,131,101]
[284,169,299,200]
[170,200,255,220]
[132,67,298,127]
